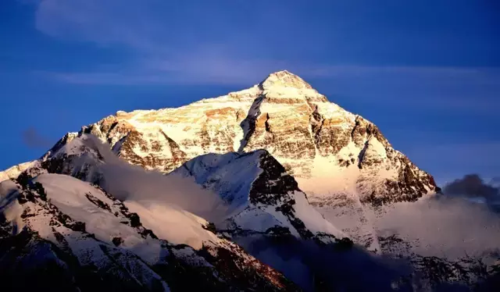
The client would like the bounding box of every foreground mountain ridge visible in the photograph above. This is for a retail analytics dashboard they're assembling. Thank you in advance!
[0,172,300,291]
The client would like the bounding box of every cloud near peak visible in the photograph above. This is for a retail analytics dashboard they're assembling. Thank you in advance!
[22,127,52,149]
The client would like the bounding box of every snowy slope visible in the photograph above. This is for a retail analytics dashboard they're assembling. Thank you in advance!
[0,173,298,291]
[1,175,170,291]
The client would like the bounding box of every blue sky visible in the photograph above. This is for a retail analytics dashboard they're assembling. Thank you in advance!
[1,0,499,184]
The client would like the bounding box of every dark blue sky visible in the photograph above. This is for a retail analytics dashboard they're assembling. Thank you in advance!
[1,0,499,184]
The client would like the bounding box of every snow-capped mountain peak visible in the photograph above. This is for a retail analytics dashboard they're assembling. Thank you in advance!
[1,70,438,247]
[258,70,313,90]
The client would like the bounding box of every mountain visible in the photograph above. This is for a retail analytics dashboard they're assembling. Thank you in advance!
[5,133,437,291]
[12,70,436,249]
[1,71,438,247]
[2,71,438,200]
[78,70,437,203]
[5,70,480,291]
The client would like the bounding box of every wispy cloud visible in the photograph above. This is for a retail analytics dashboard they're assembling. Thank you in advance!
[32,1,499,79]
[22,127,52,149]
[44,54,291,86]
[43,63,500,87]
[30,0,500,116]
[431,142,500,165]
[313,65,500,113]
[35,0,168,52]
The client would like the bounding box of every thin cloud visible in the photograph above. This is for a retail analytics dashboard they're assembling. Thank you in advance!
[78,135,229,222]
[22,127,52,149]
[33,1,500,82]
[34,0,166,52]
[43,55,291,86]
[42,64,500,87]
[30,0,500,116]
[415,142,500,167]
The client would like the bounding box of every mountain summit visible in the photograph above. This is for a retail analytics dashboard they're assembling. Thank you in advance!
[258,70,313,90]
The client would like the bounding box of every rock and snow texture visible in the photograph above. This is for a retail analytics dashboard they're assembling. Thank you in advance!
[60,70,436,203]
[1,71,438,249]
[3,134,352,290]
[0,174,298,291]
[37,133,345,244]
[172,150,345,243]
[10,70,437,248]
[0,175,170,291]
[0,161,37,182]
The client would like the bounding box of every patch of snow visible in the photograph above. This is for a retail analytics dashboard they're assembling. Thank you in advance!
[292,191,345,239]
[0,180,24,234]
[177,151,263,213]
[125,200,220,250]
[34,174,163,264]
